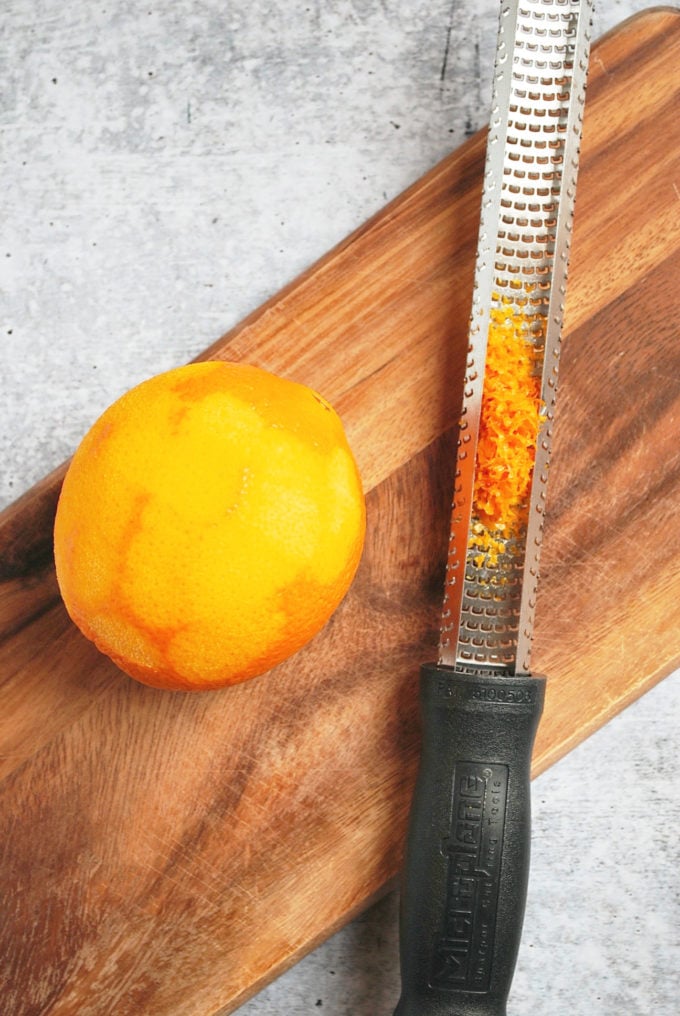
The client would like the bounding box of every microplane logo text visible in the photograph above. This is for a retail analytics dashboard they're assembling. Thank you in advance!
[429,763,508,992]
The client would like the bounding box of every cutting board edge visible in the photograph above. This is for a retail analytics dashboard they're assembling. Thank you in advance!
[214,876,402,1016]
[532,655,680,779]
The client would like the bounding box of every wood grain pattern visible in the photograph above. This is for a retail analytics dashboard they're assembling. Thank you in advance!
[1,10,680,1014]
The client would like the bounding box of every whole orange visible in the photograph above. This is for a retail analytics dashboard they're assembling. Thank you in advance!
[53,361,366,691]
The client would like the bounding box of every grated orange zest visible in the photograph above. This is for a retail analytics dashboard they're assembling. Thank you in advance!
[470,299,544,566]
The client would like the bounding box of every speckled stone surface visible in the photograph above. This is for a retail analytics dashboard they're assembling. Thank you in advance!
[2,2,678,1014]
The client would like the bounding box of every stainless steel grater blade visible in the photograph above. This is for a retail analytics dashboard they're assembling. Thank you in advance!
[439,0,593,676]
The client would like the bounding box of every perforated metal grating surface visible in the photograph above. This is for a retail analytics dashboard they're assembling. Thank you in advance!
[439,0,592,674]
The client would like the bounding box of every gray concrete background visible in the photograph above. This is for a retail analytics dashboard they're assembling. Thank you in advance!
[2,2,678,1014]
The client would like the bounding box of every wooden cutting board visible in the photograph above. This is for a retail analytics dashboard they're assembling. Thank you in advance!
[1,9,679,1014]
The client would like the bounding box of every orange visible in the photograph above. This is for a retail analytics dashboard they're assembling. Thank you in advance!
[53,361,366,691]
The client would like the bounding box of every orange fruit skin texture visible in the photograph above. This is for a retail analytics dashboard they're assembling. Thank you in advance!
[53,361,366,692]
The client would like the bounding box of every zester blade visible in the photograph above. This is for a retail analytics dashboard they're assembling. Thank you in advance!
[439,0,593,676]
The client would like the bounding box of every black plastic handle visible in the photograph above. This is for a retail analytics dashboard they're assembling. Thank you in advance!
[394,663,545,1016]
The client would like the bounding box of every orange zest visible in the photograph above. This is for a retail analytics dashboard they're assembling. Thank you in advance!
[470,299,545,567]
